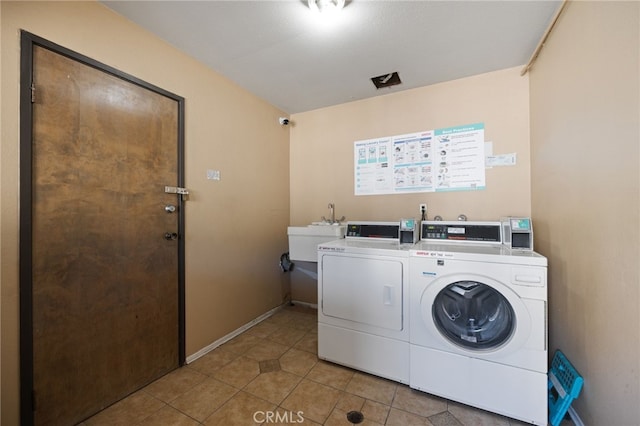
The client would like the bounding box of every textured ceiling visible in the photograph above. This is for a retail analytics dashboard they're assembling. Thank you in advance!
[102,1,561,114]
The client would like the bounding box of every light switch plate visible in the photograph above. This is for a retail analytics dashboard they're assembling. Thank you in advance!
[206,169,221,180]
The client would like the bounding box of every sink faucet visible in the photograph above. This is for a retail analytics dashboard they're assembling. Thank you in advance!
[321,203,345,224]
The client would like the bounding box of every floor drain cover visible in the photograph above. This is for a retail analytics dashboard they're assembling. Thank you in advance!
[346,410,364,424]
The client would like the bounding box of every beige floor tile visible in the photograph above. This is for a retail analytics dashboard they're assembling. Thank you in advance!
[245,339,290,362]
[345,372,398,405]
[324,408,361,426]
[143,367,208,403]
[278,310,318,332]
[137,405,200,426]
[306,361,355,390]
[510,419,537,426]
[266,325,307,346]
[294,332,318,354]
[428,410,463,426]
[446,401,510,426]
[392,386,447,418]
[244,369,302,405]
[386,407,429,426]
[334,391,365,412]
[324,407,386,426]
[279,348,319,376]
[221,333,264,355]
[287,314,317,332]
[361,399,391,425]
[213,355,261,388]
[274,407,322,425]
[84,390,164,426]
[264,311,297,327]
[268,407,311,425]
[169,377,238,422]
[280,378,341,424]
[296,418,322,425]
[244,320,280,338]
[84,306,542,426]
[259,359,282,373]
[187,348,238,376]
[203,390,276,426]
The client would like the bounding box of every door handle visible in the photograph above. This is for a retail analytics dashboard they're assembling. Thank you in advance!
[383,285,394,306]
[165,204,177,213]
[164,232,178,241]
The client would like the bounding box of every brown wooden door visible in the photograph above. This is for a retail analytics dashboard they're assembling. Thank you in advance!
[22,35,184,426]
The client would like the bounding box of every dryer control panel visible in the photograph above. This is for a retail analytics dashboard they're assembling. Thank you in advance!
[421,221,502,243]
[346,221,400,240]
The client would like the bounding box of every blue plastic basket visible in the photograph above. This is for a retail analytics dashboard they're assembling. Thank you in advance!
[548,350,584,426]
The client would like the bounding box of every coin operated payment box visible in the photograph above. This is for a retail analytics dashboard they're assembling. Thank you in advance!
[399,218,418,244]
[502,217,534,250]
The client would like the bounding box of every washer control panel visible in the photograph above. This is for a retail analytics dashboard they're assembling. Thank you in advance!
[421,221,502,243]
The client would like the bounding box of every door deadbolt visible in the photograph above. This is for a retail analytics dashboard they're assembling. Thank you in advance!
[164,232,178,241]
[165,204,177,213]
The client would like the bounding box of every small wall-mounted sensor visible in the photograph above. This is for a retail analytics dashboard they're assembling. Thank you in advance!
[279,117,290,126]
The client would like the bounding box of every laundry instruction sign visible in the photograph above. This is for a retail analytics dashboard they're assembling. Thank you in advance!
[354,123,485,196]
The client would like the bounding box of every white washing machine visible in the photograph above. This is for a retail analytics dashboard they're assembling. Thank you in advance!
[318,221,413,384]
[409,221,548,425]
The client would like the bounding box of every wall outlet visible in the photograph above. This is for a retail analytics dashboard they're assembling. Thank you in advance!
[419,203,427,213]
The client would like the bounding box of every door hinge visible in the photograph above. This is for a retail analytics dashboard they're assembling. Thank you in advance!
[31,83,36,103]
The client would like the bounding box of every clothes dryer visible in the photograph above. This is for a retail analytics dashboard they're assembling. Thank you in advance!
[318,222,411,384]
[409,222,548,425]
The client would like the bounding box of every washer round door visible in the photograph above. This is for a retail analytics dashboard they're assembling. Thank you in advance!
[433,281,514,350]
[420,273,532,356]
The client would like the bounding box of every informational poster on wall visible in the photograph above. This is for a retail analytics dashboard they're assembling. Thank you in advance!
[354,123,485,196]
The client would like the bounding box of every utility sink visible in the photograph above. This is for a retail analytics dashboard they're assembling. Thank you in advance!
[288,223,347,262]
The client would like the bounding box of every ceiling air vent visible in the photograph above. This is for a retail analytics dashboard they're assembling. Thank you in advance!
[371,72,401,89]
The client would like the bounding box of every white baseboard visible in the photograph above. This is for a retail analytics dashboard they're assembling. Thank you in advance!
[185,304,284,364]
[568,406,584,426]
[290,300,318,310]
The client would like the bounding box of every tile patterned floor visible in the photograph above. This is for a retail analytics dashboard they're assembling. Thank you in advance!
[81,305,547,426]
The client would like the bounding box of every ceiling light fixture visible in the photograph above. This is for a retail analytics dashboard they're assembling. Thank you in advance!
[308,0,345,14]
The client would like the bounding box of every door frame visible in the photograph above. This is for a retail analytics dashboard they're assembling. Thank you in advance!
[19,30,186,425]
